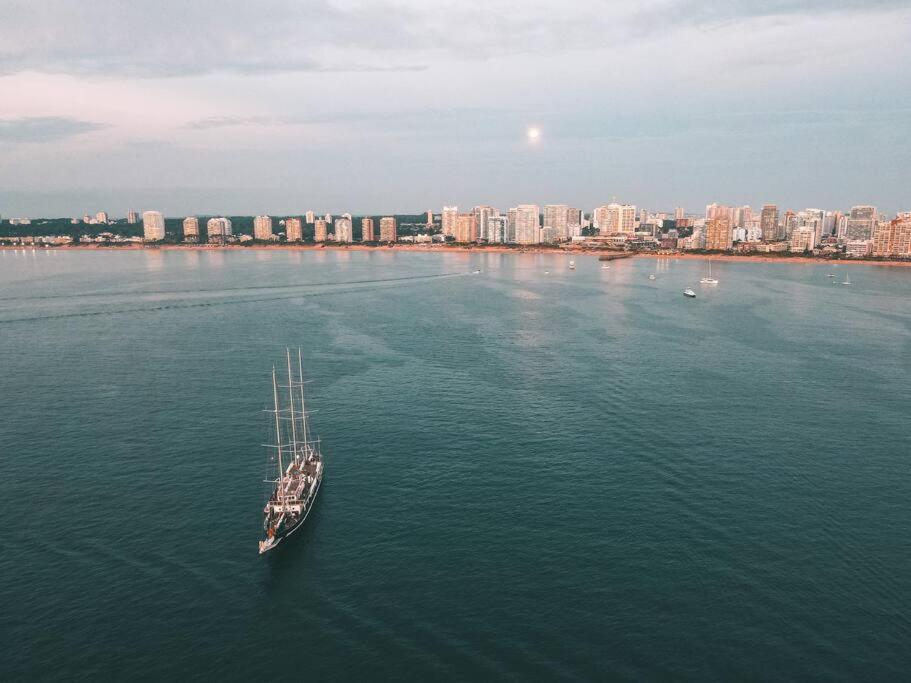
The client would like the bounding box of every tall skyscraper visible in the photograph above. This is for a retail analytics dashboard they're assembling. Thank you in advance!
[379,217,397,242]
[253,215,273,240]
[514,205,540,244]
[334,217,353,243]
[127,210,138,224]
[314,219,328,242]
[305,210,315,224]
[361,217,375,241]
[872,214,911,257]
[599,203,637,235]
[506,207,518,243]
[705,215,733,251]
[286,217,303,242]
[846,205,877,241]
[675,207,685,221]
[454,214,478,242]
[426,210,434,226]
[206,217,232,243]
[95,211,108,223]
[487,215,507,243]
[543,204,569,240]
[442,206,458,237]
[472,205,498,242]
[182,216,199,242]
[593,205,610,234]
[760,205,780,241]
[142,211,165,241]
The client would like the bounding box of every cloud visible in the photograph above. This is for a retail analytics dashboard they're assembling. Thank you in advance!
[184,116,282,130]
[2,0,906,78]
[0,117,108,143]
[0,0,432,77]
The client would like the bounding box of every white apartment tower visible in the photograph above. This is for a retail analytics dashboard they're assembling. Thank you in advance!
[286,217,303,242]
[334,217,353,243]
[183,216,200,242]
[514,205,541,244]
[442,206,458,237]
[253,215,273,240]
[142,211,165,241]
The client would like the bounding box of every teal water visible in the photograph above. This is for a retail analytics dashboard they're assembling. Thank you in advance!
[1,249,910,680]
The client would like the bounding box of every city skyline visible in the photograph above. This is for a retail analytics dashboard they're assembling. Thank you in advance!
[1,1,911,216]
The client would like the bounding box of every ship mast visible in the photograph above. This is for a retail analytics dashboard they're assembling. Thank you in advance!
[285,348,299,464]
[271,366,285,505]
[297,347,310,455]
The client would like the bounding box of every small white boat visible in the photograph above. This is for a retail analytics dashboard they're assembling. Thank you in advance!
[826,273,835,278]
[569,260,576,270]
[544,270,550,275]
[601,264,610,270]
[841,273,852,286]
[473,268,481,274]
[683,288,696,298]
[648,274,656,280]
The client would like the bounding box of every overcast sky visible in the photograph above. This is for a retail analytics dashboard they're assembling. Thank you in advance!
[1,0,910,217]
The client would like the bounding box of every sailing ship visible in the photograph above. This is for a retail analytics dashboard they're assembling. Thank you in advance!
[259,348,324,555]
[700,260,719,285]
[841,272,852,286]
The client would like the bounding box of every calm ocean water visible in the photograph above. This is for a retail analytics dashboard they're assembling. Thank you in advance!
[1,249,910,680]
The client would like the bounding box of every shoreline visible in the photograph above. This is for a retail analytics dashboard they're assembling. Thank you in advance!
[2,242,910,267]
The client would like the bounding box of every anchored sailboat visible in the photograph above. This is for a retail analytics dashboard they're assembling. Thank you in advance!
[259,348,324,555]
[700,260,719,285]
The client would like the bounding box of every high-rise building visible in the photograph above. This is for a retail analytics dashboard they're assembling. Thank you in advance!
[95,211,108,223]
[593,205,610,234]
[379,217,397,242]
[305,210,315,224]
[334,217,353,243]
[142,211,165,241]
[487,215,508,243]
[783,211,799,239]
[314,219,328,242]
[472,205,498,242]
[127,210,138,224]
[845,205,877,241]
[454,214,478,242]
[206,217,232,243]
[253,215,273,240]
[442,206,458,237]
[733,205,752,228]
[617,204,636,234]
[872,214,911,257]
[543,205,569,240]
[705,215,733,251]
[760,204,779,241]
[506,208,518,243]
[675,207,685,220]
[361,217,375,241]
[789,227,816,252]
[426,210,434,226]
[286,217,303,242]
[514,205,540,244]
[183,216,199,242]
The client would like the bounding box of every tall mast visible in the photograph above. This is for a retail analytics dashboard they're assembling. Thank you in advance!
[286,348,299,463]
[272,366,285,504]
[297,347,310,453]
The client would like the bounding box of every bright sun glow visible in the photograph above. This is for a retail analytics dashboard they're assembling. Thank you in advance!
[526,127,541,141]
